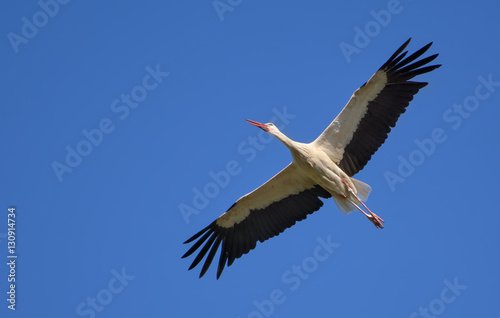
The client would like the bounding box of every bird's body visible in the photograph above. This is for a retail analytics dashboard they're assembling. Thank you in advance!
[217,140,357,228]
[183,38,441,279]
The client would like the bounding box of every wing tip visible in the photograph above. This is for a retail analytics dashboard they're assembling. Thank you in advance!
[183,222,214,244]
[382,38,440,72]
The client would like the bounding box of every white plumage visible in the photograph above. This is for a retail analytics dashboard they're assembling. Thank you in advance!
[183,38,440,279]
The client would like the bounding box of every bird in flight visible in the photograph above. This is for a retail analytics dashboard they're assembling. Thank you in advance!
[183,38,440,279]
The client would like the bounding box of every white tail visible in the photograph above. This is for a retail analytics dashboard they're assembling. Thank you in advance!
[332,178,372,215]
[351,178,371,202]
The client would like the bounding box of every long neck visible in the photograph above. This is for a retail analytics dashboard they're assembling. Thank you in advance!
[273,130,298,153]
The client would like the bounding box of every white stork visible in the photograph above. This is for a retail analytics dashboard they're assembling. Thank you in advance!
[183,38,440,279]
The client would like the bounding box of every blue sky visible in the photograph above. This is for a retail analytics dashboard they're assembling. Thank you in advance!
[1,1,499,317]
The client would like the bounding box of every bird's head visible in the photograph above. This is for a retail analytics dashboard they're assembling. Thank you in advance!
[246,119,279,135]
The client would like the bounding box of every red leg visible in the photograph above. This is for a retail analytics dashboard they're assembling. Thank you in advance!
[340,177,385,229]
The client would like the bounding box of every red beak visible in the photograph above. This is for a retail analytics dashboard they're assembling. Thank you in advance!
[246,119,269,131]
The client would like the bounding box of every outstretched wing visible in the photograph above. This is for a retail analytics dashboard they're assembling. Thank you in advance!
[182,163,331,279]
[314,38,441,176]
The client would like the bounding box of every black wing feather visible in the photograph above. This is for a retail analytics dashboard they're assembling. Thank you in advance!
[338,39,441,176]
[182,185,331,279]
